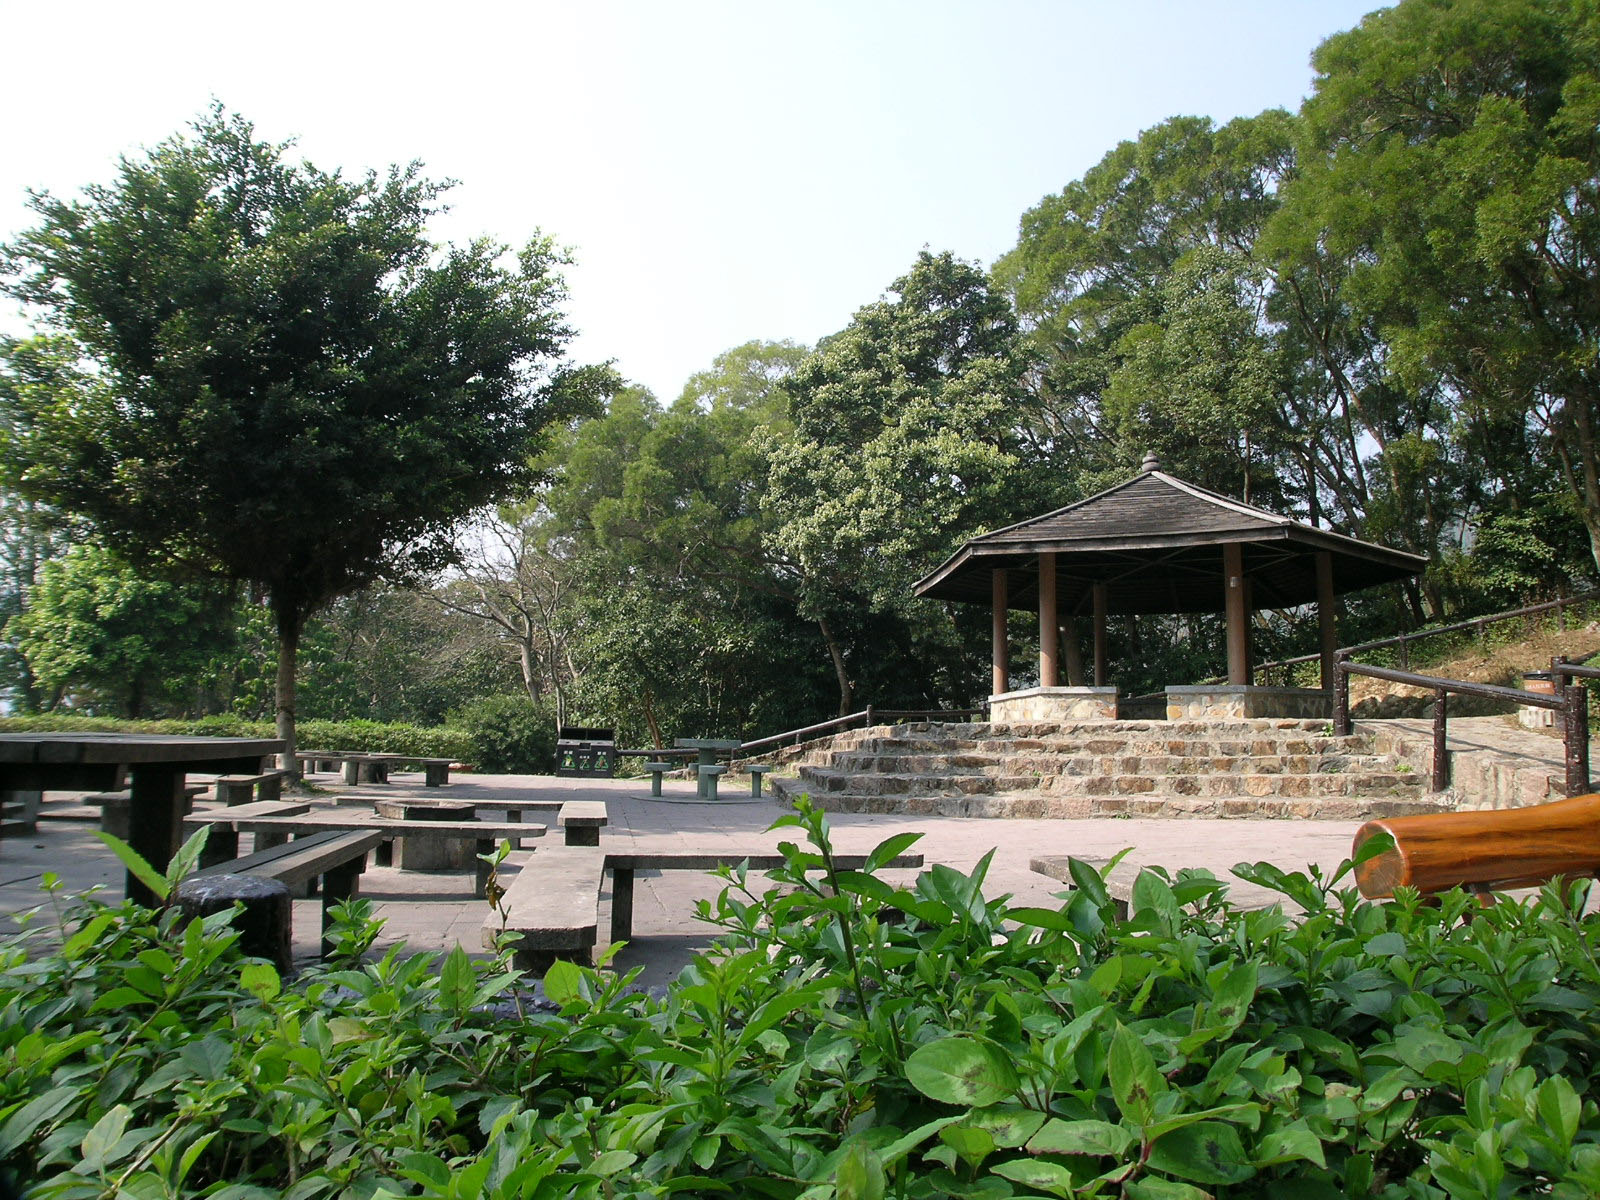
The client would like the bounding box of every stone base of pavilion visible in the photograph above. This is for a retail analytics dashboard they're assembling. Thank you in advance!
[988,686,1119,722]
[987,684,1332,723]
[1164,685,1332,721]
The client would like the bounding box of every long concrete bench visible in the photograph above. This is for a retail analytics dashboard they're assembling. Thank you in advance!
[1030,856,1142,920]
[486,842,925,970]
[194,800,313,863]
[191,828,388,958]
[185,810,548,898]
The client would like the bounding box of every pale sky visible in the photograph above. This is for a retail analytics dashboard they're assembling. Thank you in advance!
[3,1,1382,402]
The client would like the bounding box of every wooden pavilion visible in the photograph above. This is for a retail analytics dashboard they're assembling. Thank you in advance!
[912,454,1427,721]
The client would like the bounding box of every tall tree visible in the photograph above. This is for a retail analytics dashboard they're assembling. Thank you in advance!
[765,251,1042,711]
[1287,0,1600,567]
[1,107,608,763]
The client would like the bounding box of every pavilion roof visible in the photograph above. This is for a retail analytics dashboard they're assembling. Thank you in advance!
[912,459,1426,615]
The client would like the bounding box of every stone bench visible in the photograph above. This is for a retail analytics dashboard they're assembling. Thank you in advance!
[185,810,548,898]
[1030,855,1143,920]
[189,827,388,959]
[486,842,924,971]
[214,769,290,806]
[86,785,208,839]
[194,800,314,864]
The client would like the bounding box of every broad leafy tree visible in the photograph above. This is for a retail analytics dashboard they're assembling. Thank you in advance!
[1286,0,1600,568]
[9,543,238,717]
[1,108,608,763]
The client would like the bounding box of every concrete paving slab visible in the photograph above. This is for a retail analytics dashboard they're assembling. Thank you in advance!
[0,768,1362,988]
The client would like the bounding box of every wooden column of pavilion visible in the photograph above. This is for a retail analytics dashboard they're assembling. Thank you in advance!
[914,454,1425,713]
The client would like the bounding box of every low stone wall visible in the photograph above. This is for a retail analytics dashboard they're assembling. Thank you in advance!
[988,686,1119,722]
[1165,686,1332,721]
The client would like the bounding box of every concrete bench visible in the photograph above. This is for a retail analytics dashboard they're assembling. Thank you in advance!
[191,827,387,958]
[643,761,674,796]
[1352,792,1600,901]
[746,764,772,797]
[86,785,208,839]
[185,810,546,898]
[1031,855,1142,920]
[557,800,608,847]
[195,799,314,864]
[697,764,727,799]
[214,770,289,806]
[296,752,401,784]
[486,842,924,970]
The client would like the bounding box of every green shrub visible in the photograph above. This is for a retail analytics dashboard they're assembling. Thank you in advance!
[454,694,556,774]
[8,805,1600,1197]
[0,713,473,762]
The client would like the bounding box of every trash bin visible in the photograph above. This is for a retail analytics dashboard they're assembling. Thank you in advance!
[1521,671,1556,729]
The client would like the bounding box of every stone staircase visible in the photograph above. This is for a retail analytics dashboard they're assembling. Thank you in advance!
[762,719,1453,820]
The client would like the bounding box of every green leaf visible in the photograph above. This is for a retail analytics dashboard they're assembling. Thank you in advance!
[1147,1121,1255,1185]
[79,1103,133,1172]
[866,830,923,871]
[836,1140,885,1200]
[939,1123,996,1166]
[905,1037,1020,1107]
[1125,1178,1213,1200]
[165,826,211,890]
[991,1156,1080,1195]
[1108,1025,1164,1125]
[0,1086,79,1158]
[1027,1118,1135,1158]
[543,959,584,1007]
[439,945,474,1011]
[1255,1122,1327,1169]
[96,831,169,902]
[239,961,280,1002]
[965,1104,1047,1148]
[1207,960,1257,1031]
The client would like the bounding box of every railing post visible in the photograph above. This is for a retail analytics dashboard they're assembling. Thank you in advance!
[1552,654,1569,690]
[1333,651,1352,736]
[1565,683,1590,797]
[1432,688,1451,792]
[864,705,874,728]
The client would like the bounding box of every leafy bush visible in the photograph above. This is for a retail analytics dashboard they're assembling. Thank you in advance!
[0,713,474,763]
[453,694,557,774]
[7,804,1600,1197]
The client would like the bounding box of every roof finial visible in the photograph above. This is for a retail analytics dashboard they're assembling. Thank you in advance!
[1140,451,1161,474]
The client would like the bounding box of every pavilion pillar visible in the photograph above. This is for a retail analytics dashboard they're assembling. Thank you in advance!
[1316,551,1338,690]
[991,569,1009,696]
[1062,613,1086,686]
[1092,583,1108,687]
[1038,553,1058,687]
[1223,543,1250,686]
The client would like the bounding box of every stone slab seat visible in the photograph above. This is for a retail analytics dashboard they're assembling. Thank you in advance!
[184,809,549,898]
[484,842,925,971]
[191,827,387,958]
[214,770,289,806]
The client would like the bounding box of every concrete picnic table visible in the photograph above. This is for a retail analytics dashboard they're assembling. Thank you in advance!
[674,738,744,799]
[0,733,282,906]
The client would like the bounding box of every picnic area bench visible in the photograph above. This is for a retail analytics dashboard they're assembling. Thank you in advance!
[1030,856,1143,920]
[213,769,289,806]
[296,751,405,785]
[190,828,388,958]
[1352,792,1600,901]
[485,840,925,970]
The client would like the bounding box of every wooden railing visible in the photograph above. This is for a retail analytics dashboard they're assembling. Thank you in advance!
[738,705,987,756]
[1254,589,1600,686]
[1333,652,1590,796]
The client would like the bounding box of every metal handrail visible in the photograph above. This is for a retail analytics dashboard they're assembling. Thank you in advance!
[738,705,989,756]
[1254,589,1600,684]
[1333,653,1590,796]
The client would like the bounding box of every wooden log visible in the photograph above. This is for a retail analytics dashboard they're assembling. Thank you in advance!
[174,873,293,975]
[1352,793,1600,898]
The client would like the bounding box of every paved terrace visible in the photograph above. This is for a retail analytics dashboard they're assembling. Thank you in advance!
[0,715,1577,988]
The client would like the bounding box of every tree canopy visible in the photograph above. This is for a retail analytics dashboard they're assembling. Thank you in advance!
[1,107,610,758]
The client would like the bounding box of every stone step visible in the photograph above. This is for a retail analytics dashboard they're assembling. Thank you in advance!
[795,763,1424,800]
[772,779,1451,821]
[826,750,1404,778]
[845,733,1377,758]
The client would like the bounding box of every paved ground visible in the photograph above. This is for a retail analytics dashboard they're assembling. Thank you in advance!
[1,714,1575,988]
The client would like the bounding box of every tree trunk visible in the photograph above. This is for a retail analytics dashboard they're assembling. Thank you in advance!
[818,614,853,716]
[641,688,662,749]
[274,606,300,778]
